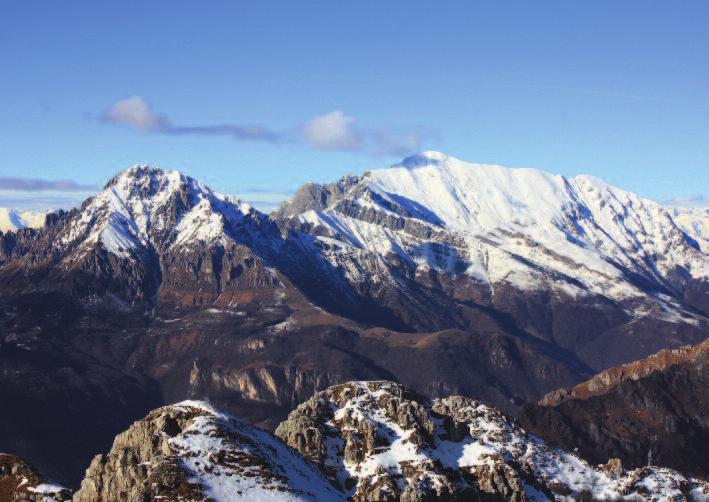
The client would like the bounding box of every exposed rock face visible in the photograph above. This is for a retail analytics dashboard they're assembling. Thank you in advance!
[0,454,70,502]
[519,339,709,476]
[73,401,343,502]
[275,381,709,501]
[539,339,709,406]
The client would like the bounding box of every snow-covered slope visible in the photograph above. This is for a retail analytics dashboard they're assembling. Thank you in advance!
[285,151,707,323]
[276,381,708,501]
[668,206,709,254]
[73,400,344,502]
[0,208,47,233]
[59,165,255,259]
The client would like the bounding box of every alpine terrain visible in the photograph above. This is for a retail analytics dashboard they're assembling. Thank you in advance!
[0,152,706,490]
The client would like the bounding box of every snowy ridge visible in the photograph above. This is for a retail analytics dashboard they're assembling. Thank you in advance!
[277,381,709,501]
[58,165,253,259]
[293,151,707,321]
[11,157,704,328]
[0,208,47,233]
[73,400,344,501]
[166,401,344,501]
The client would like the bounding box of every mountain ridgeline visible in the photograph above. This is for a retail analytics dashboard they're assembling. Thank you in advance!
[0,152,706,486]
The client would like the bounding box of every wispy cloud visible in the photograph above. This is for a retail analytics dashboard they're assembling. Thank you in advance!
[0,177,98,211]
[369,126,438,158]
[102,97,437,156]
[0,193,90,211]
[0,177,98,192]
[103,96,281,142]
[301,110,436,156]
[662,194,707,208]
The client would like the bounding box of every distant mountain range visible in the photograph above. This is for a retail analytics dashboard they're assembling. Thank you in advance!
[0,152,706,491]
[0,208,48,233]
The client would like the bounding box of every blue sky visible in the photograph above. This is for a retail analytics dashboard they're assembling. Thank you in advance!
[1,1,708,211]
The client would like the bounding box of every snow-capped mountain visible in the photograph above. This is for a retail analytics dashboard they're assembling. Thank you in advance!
[0,156,706,489]
[58,165,256,259]
[279,151,707,325]
[0,208,47,233]
[0,165,306,309]
[27,382,704,501]
[5,157,703,326]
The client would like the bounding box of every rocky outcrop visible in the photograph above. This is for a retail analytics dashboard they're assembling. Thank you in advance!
[275,381,709,501]
[73,401,342,502]
[0,454,70,502]
[61,383,709,500]
[519,339,709,476]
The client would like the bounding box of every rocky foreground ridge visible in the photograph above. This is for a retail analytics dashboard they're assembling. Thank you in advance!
[6,381,707,501]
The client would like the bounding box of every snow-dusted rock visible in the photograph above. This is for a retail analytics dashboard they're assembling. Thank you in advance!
[73,400,344,502]
[276,381,709,501]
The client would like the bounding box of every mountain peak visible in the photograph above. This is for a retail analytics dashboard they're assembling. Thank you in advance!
[399,150,450,168]
[60,165,254,259]
[103,164,185,191]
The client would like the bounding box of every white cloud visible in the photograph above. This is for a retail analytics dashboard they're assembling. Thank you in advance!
[102,96,280,141]
[100,98,438,156]
[370,127,436,158]
[302,110,362,151]
[103,96,166,131]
